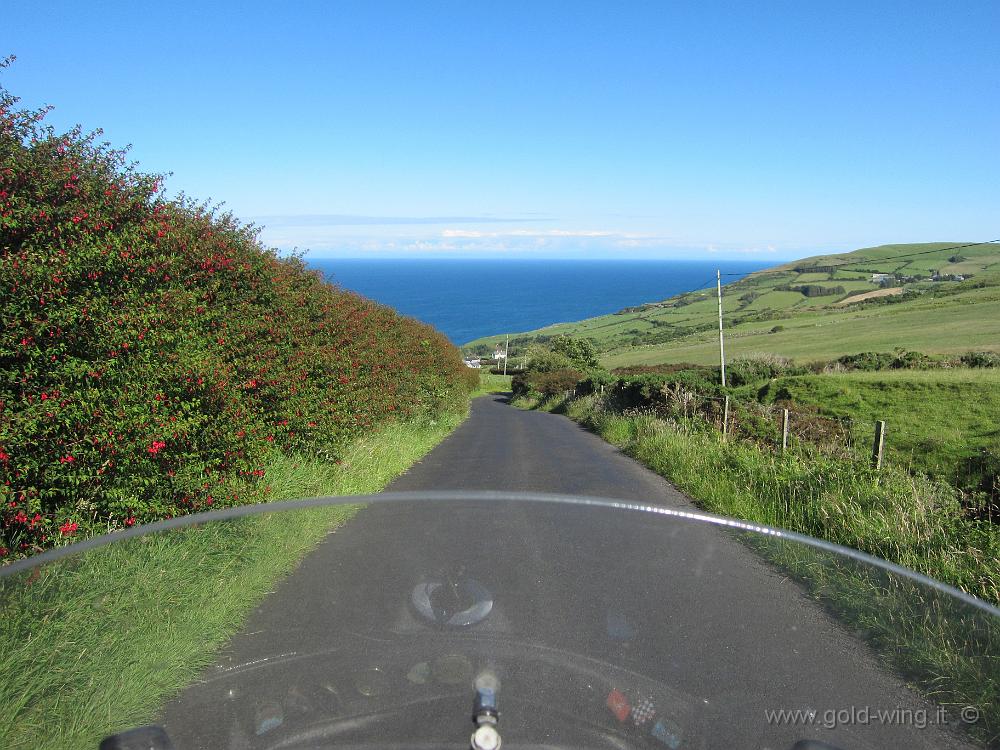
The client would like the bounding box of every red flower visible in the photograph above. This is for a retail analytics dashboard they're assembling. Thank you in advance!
[124,516,136,527]
[147,440,166,455]
[59,454,74,463]
[59,521,78,535]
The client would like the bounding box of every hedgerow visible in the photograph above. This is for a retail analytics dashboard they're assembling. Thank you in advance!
[0,62,476,558]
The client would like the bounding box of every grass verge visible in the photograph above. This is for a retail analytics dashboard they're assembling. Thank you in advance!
[473,371,513,396]
[516,393,1000,745]
[0,409,467,750]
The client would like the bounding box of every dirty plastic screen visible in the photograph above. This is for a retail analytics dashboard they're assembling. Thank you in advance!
[1,493,997,750]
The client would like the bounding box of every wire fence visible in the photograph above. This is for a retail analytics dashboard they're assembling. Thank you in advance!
[571,381,999,515]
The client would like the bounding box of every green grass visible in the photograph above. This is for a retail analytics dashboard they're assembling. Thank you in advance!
[519,393,1000,744]
[0,409,468,750]
[601,285,1000,368]
[473,371,513,396]
[749,369,1000,490]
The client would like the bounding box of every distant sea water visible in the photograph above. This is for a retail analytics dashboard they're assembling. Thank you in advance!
[306,258,771,345]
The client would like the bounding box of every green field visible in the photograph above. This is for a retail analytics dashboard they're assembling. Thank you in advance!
[603,284,1000,368]
[463,242,1000,368]
[747,368,1000,490]
[474,371,513,395]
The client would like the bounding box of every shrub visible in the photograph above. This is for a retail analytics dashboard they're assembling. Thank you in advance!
[836,351,898,371]
[727,353,804,386]
[960,351,1000,368]
[611,363,710,376]
[774,284,846,297]
[524,346,575,373]
[532,368,584,397]
[0,67,475,558]
[550,335,599,370]
[835,349,937,372]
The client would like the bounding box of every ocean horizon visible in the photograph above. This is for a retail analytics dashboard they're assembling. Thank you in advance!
[305,258,770,345]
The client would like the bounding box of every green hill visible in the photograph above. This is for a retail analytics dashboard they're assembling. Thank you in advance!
[463,242,1000,367]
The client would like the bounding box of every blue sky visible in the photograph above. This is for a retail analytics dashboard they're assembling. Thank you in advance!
[5,1,998,260]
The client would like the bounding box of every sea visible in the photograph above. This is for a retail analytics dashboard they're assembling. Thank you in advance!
[305,258,770,345]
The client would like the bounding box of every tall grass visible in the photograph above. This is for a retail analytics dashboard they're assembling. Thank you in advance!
[0,410,468,750]
[473,371,513,396]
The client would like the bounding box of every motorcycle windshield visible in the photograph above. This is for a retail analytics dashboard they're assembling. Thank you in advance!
[1,492,997,750]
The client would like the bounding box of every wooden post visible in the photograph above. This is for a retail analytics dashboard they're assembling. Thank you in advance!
[872,420,886,470]
[722,395,730,440]
[781,409,790,453]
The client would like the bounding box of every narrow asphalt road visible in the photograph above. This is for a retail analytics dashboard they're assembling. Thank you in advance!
[161,395,973,750]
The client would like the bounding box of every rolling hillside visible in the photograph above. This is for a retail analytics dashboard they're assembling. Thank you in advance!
[463,242,1000,367]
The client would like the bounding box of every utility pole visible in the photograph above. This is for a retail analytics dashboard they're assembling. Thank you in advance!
[717,269,726,388]
[503,334,509,376]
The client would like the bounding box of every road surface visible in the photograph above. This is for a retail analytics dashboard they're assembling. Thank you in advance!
[160,394,975,749]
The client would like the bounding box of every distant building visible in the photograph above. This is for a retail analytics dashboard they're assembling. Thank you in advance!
[494,345,506,360]
[871,273,891,283]
[463,358,481,369]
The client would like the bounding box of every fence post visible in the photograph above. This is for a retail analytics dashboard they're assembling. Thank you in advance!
[722,396,730,440]
[872,420,886,470]
[781,409,790,453]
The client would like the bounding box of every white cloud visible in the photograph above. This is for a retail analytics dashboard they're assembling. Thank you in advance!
[441,228,619,239]
[256,219,816,260]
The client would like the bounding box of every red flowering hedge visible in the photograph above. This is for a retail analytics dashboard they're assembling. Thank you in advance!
[0,67,477,559]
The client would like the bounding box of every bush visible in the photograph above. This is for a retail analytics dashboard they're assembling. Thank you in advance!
[524,347,575,373]
[835,351,898,371]
[550,335,599,370]
[774,284,846,297]
[960,351,1000,368]
[0,68,475,558]
[727,353,804,386]
[611,363,710,376]
[532,368,585,397]
[835,349,937,372]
